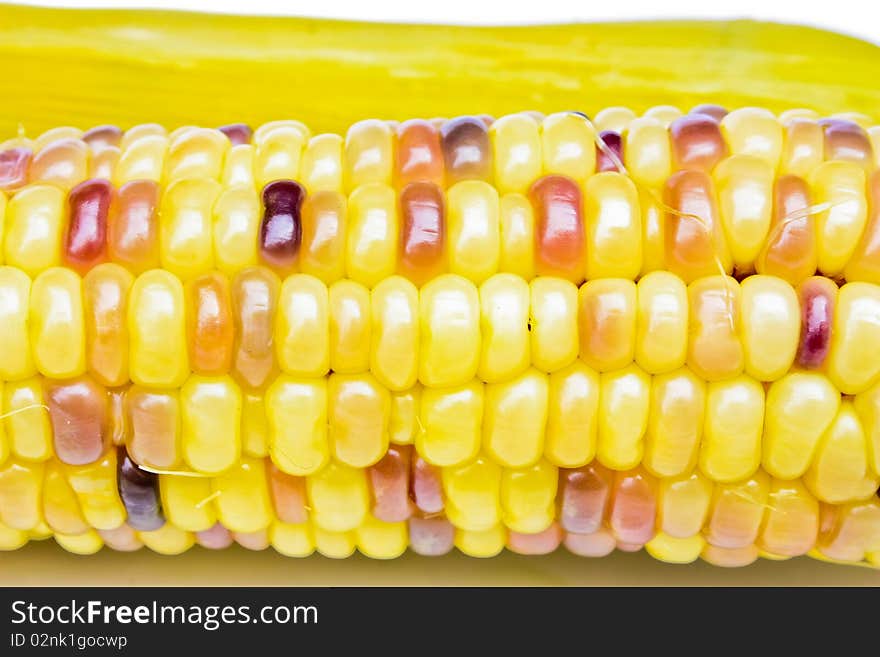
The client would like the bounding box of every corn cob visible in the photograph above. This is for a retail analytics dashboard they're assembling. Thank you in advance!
[0,107,879,569]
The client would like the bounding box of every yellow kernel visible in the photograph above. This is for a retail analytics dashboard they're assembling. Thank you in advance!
[29,267,86,379]
[740,275,799,381]
[544,361,599,468]
[417,380,483,467]
[634,271,687,374]
[583,172,642,280]
[624,117,672,187]
[344,120,393,191]
[275,274,329,377]
[328,279,371,374]
[165,128,229,181]
[346,183,398,288]
[264,376,327,478]
[159,475,216,532]
[811,161,868,277]
[478,273,530,383]
[530,277,578,373]
[491,113,541,194]
[540,112,596,181]
[827,282,880,395]
[128,270,189,388]
[212,186,260,276]
[419,274,480,387]
[644,367,706,478]
[484,368,549,468]
[5,185,65,276]
[328,372,390,468]
[720,107,783,169]
[443,455,502,532]
[307,460,369,532]
[499,193,535,281]
[254,125,305,190]
[446,181,501,284]
[0,266,36,380]
[597,363,651,470]
[212,457,273,533]
[714,155,774,272]
[700,375,764,483]
[302,133,344,193]
[500,459,557,534]
[180,374,242,475]
[158,177,220,280]
[369,276,419,391]
[763,372,840,479]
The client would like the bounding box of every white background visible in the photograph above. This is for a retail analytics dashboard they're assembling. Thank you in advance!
[14,0,880,44]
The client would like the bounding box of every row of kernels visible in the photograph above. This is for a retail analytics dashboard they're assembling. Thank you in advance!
[3,364,874,498]
[3,165,879,289]
[3,450,878,564]
[1,265,878,394]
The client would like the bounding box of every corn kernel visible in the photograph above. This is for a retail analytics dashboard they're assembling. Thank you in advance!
[687,275,743,381]
[477,273,529,383]
[805,401,878,504]
[159,474,215,532]
[307,460,369,532]
[545,361,600,468]
[64,450,125,530]
[443,455,501,532]
[3,378,52,462]
[446,181,500,284]
[827,282,880,395]
[491,113,541,194]
[83,263,133,386]
[329,372,390,468]
[126,386,180,469]
[540,112,595,181]
[370,276,418,391]
[624,117,671,188]
[594,107,636,134]
[114,135,168,185]
[346,183,398,287]
[530,175,586,283]
[180,374,241,475]
[780,118,824,178]
[389,386,420,446]
[0,266,36,380]
[30,267,86,379]
[811,161,868,277]
[720,107,783,168]
[705,471,770,548]
[212,187,260,276]
[212,457,272,533]
[419,274,480,387]
[30,138,89,190]
[583,172,642,280]
[5,185,65,276]
[484,368,548,468]
[500,459,557,534]
[700,375,764,483]
[328,279,371,374]
[128,269,189,388]
[220,144,255,189]
[344,120,393,191]
[265,375,328,476]
[644,367,705,478]
[417,380,483,467]
[0,460,44,530]
[254,125,305,190]
[270,521,314,557]
[499,193,535,280]
[300,191,347,284]
[758,479,818,557]
[530,277,578,373]
[658,471,712,538]
[165,128,228,181]
[597,363,651,470]
[577,278,637,372]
